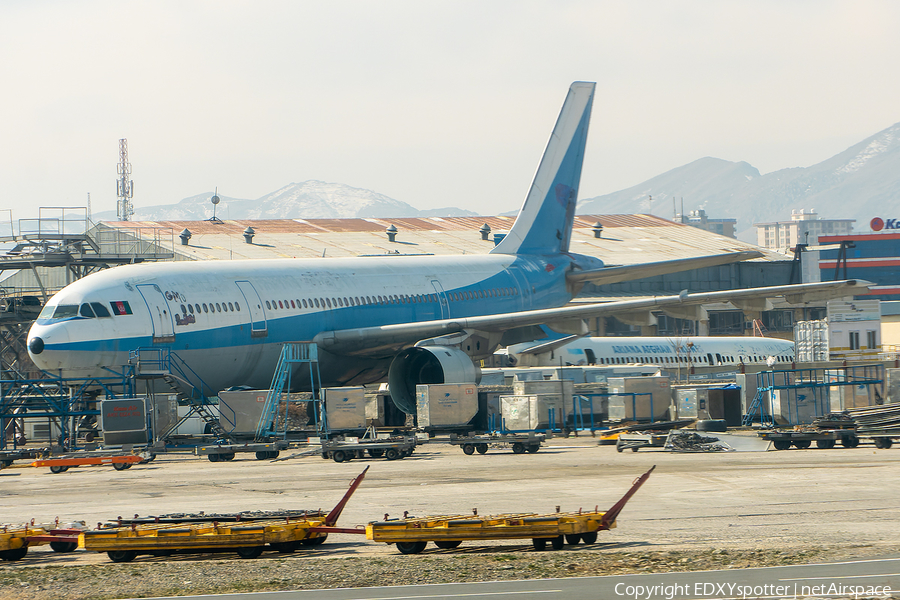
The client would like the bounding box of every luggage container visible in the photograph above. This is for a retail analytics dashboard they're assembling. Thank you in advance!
[415,384,478,429]
[323,387,368,431]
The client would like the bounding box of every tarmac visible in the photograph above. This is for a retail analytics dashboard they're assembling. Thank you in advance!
[2,434,899,565]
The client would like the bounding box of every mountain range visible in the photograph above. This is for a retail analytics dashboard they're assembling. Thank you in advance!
[578,121,900,241]
[96,121,900,242]
[93,180,477,221]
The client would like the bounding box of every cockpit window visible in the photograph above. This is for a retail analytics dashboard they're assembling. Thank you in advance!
[52,305,79,319]
[79,304,96,318]
[38,305,55,320]
[91,302,111,317]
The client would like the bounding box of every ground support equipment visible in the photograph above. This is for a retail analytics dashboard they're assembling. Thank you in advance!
[195,440,290,462]
[320,436,417,463]
[366,466,655,554]
[83,467,368,562]
[0,448,45,468]
[449,432,545,455]
[615,433,667,453]
[31,451,148,473]
[758,428,859,450]
[0,521,86,561]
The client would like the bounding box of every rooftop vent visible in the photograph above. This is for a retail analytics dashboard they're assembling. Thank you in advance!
[179,228,192,246]
[479,223,492,240]
[592,221,603,239]
[243,226,255,244]
[386,224,398,242]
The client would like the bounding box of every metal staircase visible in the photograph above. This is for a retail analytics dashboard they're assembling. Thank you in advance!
[255,342,321,441]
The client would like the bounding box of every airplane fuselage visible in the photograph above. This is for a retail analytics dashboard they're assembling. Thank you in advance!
[28,252,582,391]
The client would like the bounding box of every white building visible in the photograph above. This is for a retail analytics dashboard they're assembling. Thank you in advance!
[755,209,854,254]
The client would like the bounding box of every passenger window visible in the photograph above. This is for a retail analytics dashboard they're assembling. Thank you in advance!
[235,303,240,311]
[228,302,234,311]
[216,303,221,312]
[90,302,111,317]
[313,298,319,308]
[180,304,186,314]
[265,301,271,309]
[202,303,208,313]
[79,304,95,318]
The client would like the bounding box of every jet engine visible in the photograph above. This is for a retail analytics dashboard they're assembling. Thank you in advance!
[387,346,481,414]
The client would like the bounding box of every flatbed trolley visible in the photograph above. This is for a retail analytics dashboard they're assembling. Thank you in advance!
[758,428,859,450]
[31,451,148,474]
[449,432,545,455]
[367,466,655,554]
[0,521,86,561]
[195,440,290,462]
[320,436,417,463]
[615,433,667,453]
[83,467,369,562]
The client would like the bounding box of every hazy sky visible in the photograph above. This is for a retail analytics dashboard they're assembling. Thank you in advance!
[2,1,899,219]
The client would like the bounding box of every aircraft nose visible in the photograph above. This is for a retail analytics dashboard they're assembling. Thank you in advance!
[29,336,44,355]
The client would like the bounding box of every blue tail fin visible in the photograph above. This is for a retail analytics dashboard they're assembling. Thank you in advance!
[491,81,595,256]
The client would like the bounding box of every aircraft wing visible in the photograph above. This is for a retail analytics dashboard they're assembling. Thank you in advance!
[566,250,764,286]
[314,279,870,357]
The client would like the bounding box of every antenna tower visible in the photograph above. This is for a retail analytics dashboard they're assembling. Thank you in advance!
[116,138,134,221]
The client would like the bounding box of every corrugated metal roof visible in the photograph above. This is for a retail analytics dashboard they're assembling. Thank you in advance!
[103,214,781,264]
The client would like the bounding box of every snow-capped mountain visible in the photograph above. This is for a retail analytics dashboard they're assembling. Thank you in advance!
[578,121,900,241]
[93,181,476,221]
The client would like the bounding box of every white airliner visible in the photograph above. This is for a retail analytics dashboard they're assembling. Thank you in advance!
[506,334,795,369]
[26,82,867,413]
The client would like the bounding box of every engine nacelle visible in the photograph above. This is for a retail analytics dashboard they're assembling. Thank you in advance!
[387,346,481,414]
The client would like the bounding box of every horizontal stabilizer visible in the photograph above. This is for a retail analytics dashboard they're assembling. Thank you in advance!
[566,250,763,286]
[514,334,585,356]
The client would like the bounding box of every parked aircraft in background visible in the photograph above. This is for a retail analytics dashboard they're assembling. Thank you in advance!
[506,333,795,369]
[26,82,867,413]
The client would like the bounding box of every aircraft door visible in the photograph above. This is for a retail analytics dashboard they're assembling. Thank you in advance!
[431,280,450,319]
[235,281,267,338]
[136,284,175,344]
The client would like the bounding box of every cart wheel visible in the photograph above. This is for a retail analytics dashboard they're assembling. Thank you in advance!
[208,453,221,462]
[396,541,427,554]
[565,534,581,545]
[50,541,78,553]
[462,444,475,455]
[631,447,639,452]
[841,434,860,448]
[527,445,540,453]
[332,450,347,463]
[301,534,327,546]
[792,440,811,449]
[49,465,67,474]
[113,461,131,470]
[550,535,564,550]
[269,450,280,459]
[368,449,385,458]
[236,546,264,559]
[874,438,893,449]
[581,531,598,545]
[1,459,13,468]
[772,440,791,451]
[270,541,298,553]
[616,444,624,453]
[434,540,462,549]
[816,439,836,449]
[512,442,526,454]
[385,448,401,460]
[222,453,236,461]
[107,550,137,563]
[255,451,270,460]
[322,452,329,460]
[532,538,547,551]
[0,547,28,561]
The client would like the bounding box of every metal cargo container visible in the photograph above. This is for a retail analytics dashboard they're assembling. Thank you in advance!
[416,384,478,428]
[772,387,826,425]
[500,393,569,431]
[323,387,368,430]
[100,397,149,445]
[673,389,699,419]
[887,368,900,404]
[607,376,671,421]
[149,394,178,441]
[217,390,269,435]
[512,379,575,399]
